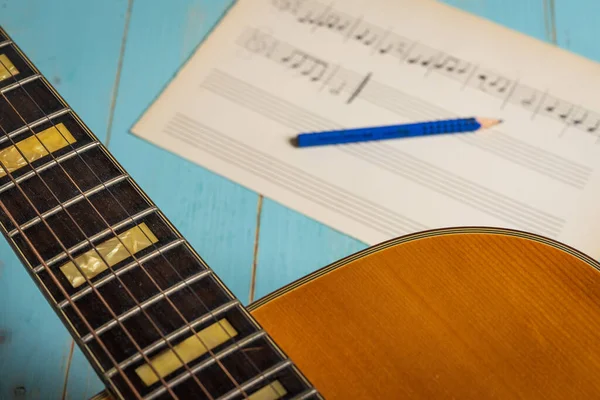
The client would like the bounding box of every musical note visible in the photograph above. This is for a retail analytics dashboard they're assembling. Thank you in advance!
[544,100,558,113]
[298,10,315,24]
[301,59,328,81]
[522,93,536,106]
[271,0,304,13]
[376,34,412,60]
[588,120,600,133]
[312,8,354,34]
[505,84,542,111]
[280,49,329,82]
[352,21,384,47]
[281,49,308,68]
[354,28,378,46]
[558,105,574,120]
[566,108,588,127]
[538,96,575,124]
[432,55,472,83]
[296,0,329,25]
[467,68,514,99]
[582,113,600,133]
[319,12,339,28]
[404,43,440,70]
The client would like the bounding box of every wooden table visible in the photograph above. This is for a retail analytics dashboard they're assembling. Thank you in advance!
[0,0,598,398]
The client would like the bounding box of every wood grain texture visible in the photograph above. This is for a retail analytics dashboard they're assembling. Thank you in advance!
[252,229,600,399]
[0,1,128,399]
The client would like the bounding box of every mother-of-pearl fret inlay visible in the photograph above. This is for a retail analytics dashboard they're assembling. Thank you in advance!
[0,122,76,177]
[136,318,238,386]
[59,222,158,287]
[248,381,287,400]
[0,26,321,400]
[0,53,18,81]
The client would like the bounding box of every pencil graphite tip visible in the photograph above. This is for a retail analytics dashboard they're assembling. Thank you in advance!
[477,117,503,129]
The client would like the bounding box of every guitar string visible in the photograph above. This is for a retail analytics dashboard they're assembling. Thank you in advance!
[0,196,148,400]
[0,60,234,400]
[0,67,182,400]
[0,57,272,400]
[0,52,287,399]
[2,44,290,400]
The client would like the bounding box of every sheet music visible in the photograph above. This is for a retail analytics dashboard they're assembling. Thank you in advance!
[132,0,600,258]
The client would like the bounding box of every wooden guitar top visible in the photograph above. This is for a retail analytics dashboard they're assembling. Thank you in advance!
[250,228,600,399]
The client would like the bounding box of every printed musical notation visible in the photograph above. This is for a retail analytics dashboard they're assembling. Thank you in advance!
[270,0,600,136]
[237,28,368,102]
[134,0,600,260]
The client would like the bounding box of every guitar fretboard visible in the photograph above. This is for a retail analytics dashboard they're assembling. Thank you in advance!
[0,28,319,400]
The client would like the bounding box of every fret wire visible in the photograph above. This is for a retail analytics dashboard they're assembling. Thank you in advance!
[106,300,240,377]
[290,389,320,400]
[0,145,145,399]
[0,74,42,94]
[82,269,214,342]
[144,331,270,400]
[0,67,283,400]
[8,174,129,236]
[0,40,12,49]
[58,238,186,308]
[0,57,244,400]
[0,141,100,195]
[0,107,71,145]
[216,361,293,400]
[2,35,318,400]
[32,206,158,272]
[0,59,184,400]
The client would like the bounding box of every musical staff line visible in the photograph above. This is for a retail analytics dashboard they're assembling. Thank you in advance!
[236,28,592,188]
[199,70,567,237]
[270,0,600,138]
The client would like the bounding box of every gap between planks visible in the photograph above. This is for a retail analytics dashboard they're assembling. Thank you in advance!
[62,0,135,394]
[249,195,264,304]
[105,0,134,147]
[543,0,557,44]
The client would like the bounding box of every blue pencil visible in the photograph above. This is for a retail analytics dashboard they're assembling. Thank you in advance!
[292,117,502,147]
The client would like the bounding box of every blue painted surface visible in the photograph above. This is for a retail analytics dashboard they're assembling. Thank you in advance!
[0,0,596,398]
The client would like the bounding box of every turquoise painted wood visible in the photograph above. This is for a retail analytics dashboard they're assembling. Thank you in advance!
[554,0,600,61]
[0,0,597,398]
[64,0,259,398]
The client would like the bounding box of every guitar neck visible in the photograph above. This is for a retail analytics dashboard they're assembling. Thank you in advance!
[0,27,318,400]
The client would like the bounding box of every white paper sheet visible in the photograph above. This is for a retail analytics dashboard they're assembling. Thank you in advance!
[132,0,600,258]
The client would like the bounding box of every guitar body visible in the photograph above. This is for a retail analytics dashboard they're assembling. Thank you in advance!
[248,227,600,399]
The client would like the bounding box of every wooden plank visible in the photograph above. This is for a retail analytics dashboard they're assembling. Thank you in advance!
[442,0,549,42]
[253,199,366,301]
[104,0,255,301]
[64,346,105,400]
[252,0,552,301]
[65,0,260,397]
[0,1,129,399]
[554,0,600,62]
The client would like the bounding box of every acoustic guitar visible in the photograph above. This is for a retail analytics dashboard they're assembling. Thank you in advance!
[2,26,600,400]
